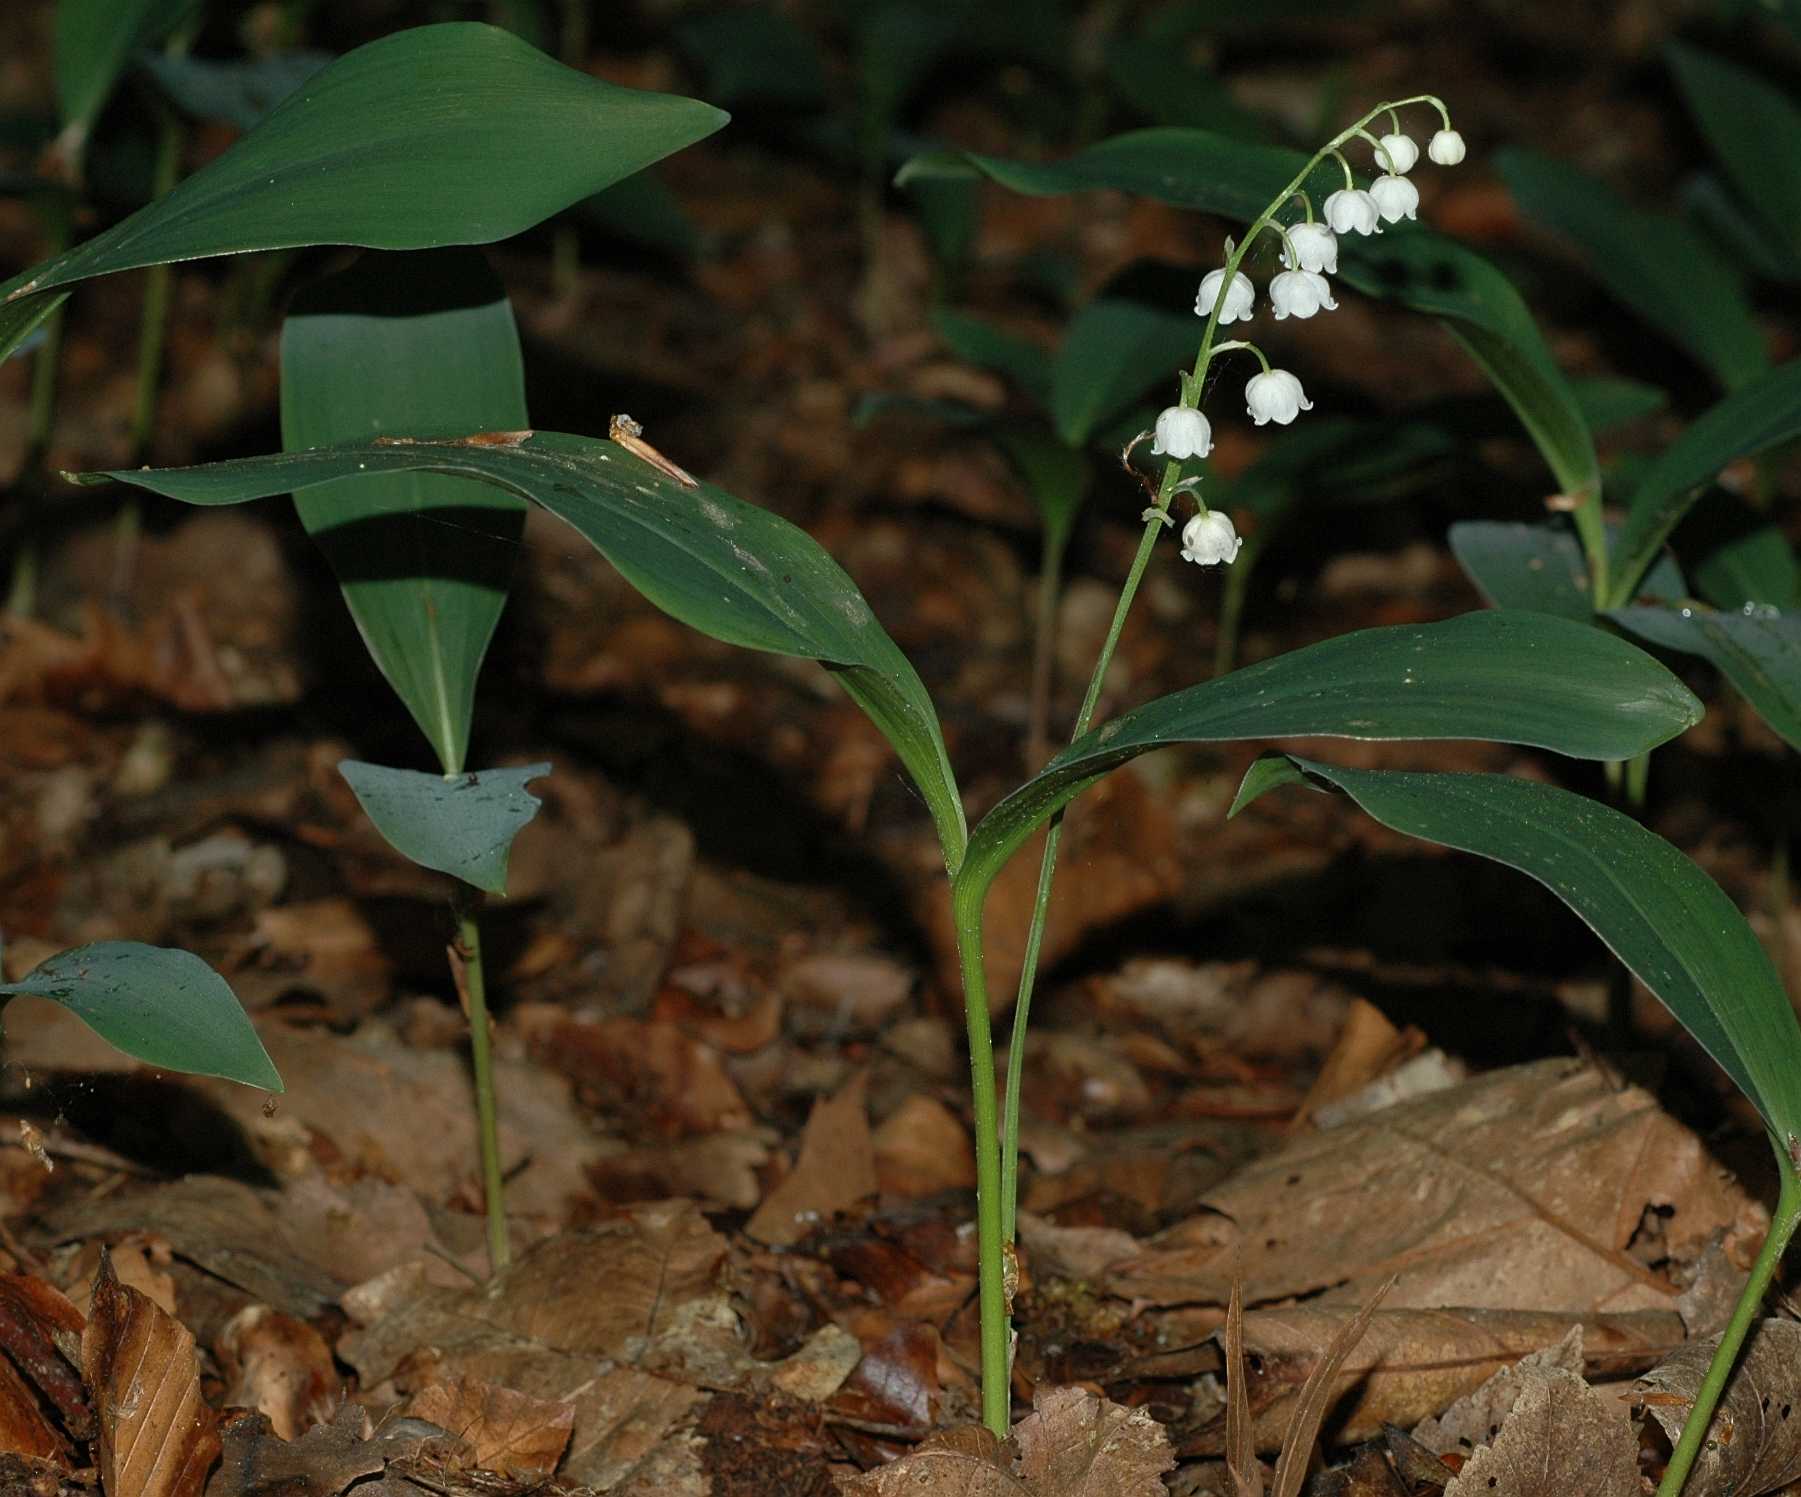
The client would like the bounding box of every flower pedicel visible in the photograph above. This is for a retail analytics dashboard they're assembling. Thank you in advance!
[1146,95,1464,568]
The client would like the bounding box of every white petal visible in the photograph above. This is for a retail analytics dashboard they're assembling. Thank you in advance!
[1376,132,1419,174]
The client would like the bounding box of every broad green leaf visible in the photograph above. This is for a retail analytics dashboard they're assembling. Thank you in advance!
[931,309,1054,405]
[1050,298,1198,448]
[1449,521,1685,621]
[1611,603,1801,752]
[994,429,1089,552]
[900,129,1600,538]
[56,0,199,134]
[576,171,701,259]
[1681,172,1801,283]
[1496,147,1766,390]
[1695,523,1799,611]
[141,49,333,131]
[282,249,528,775]
[674,8,827,109]
[340,760,549,893]
[1233,758,1801,1138]
[1103,37,1270,139]
[1569,375,1667,436]
[1611,359,1801,608]
[0,942,280,1091]
[1668,42,1801,270]
[951,609,1700,913]
[74,433,968,873]
[0,23,728,365]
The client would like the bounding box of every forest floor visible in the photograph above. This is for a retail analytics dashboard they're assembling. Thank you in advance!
[0,3,1797,1495]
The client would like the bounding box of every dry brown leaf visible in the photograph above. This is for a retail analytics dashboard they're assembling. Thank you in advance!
[1290,998,1424,1131]
[241,897,395,1019]
[47,1176,343,1318]
[1443,1366,1637,1496]
[747,1070,877,1246]
[0,1272,90,1443]
[215,1305,339,1442]
[402,1374,574,1478]
[1174,1306,1682,1453]
[1637,1318,1801,1496]
[1013,1385,1175,1497]
[1111,1058,1761,1314]
[1413,1325,1585,1456]
[780,951,914,1036]
[337,1202,726,1488]
[82,1250,220,1497]
[840,1423,1023,1497]
[874,1094,976,1197]
[515,1003,752,1139]
[587,1128,776,1209]
[209,1403,437,1497]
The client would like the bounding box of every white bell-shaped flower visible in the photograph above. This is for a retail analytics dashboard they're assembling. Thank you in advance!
[1245,369,1312,426]
[1281,221,1338,274]
[1195,267,1255,325]
[1180,510,1241,566]
[1268,269,1337,320]
[1369,173,1420,223]
[1152,406,1212,460]
[1376,132,1418,173]
[1323,187,1381,236]
[1428,128,1466,165]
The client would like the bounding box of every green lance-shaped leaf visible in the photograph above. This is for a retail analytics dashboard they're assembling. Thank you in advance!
[56,0,199,136]
[1496,146,1766,391]
[1611,603,1801,754]
[73,433,967,873]
[1231,759,1801,1141]
[994,430,1089,555]
[282,249,528,775]
[1610,359,1801,609]
[0,22,728,364]
[0,942,280,1092]
[952,609,1700,915]
[1694,522,1799,613]
[141,49,334,131]
[900,128,1600,547]
[1049,298,1200,448]
[1667,42,1801,274]
[930,309,1055,406]
[340,760,549,894]
[1450,521,1686,622]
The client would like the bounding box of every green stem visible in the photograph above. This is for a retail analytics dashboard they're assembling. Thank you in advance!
[952,884,1010,1435]
[1213,537,1257,677]
[996,91,1442,1252]
[8,201,71,618]
[457,905,511,1273]
[1000,463,1183,1246]
[1657,1155,1801,1496]
[1025,527,1065,772]
[113,99,184,604]
[130,105,182,460]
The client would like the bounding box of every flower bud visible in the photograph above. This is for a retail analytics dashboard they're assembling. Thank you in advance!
[1195,267,1256,325]
[1281,221,1338,275]
[1152,406,1213,460]
[1268,269,1337,320]
[1323,188,1381,236]
[1180,510,1242,566]
[1428,128,1466,165]
[1245,369,1312,426]
[1368,173,1420,223]
[1376,132,1418,173]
